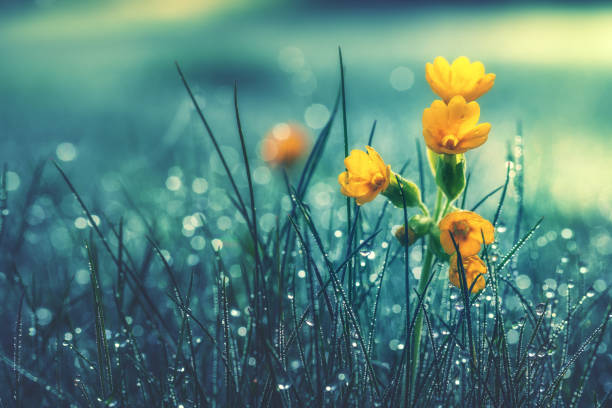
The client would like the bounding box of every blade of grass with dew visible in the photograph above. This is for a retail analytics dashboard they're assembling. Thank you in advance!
[496,217,543,272]
[85,241,113,398]
[481,231,515,405]
[469,184,504,213]
[492,162,511,227]
[290,187,382,397]
[338,46,356,308]
[175,63,251,228]
[512,121,525,244]
[538,306,612,407]
[12,292,24,408]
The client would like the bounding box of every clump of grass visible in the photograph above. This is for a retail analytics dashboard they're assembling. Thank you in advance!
[0,54,610,408]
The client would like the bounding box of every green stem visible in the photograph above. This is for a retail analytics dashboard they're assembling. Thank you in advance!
[409,188,443,400]
[418,201,430,217]
[441,197,453,218]
[432,189,444,221]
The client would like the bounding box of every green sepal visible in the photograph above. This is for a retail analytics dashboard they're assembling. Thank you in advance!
[408,214,433,236]
[382,172,423,208]
[435,153,466,202]
[428,226,450,261]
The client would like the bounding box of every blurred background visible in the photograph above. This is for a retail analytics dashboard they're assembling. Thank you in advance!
[1,0,611,260]
[1,0,612,401]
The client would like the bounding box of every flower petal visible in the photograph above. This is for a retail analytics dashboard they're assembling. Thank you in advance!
[457,239,482,257]
[344,150,373,179]
[439,229,457,255]
[458,123,490,150]
[365,146,388,177]
[433,56,451,83]
[467,73,496,101]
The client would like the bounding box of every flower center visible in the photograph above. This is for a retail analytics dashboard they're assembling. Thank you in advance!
[441,134,459,149]
[371,172,385,188]
[451,220,470,239]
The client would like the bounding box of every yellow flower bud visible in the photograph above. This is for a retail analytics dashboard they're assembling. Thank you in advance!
[392,214,433,247]
[392,225,416,247]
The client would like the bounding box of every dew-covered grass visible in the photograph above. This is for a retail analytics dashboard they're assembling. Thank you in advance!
[1,48,611,407]
[1,4,612,407]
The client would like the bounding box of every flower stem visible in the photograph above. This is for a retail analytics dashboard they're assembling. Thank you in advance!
[441,197,453,217]
[418,201,430,217]
[409,188,443,400]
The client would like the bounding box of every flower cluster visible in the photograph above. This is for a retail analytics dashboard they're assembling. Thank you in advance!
[424,56,496,292]
[336,56,496,293]
[439,210,494,293]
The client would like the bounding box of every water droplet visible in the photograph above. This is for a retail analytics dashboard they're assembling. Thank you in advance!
[535,303,546,316]
[211,239,223,251]
[586,288,595,298]
[455,303,465,311]
[359,247,372,257]
[496,223,507,233]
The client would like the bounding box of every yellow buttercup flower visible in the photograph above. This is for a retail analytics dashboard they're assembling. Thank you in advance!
[338,146,391,205]
[448,253,487,293]
[438,210,494,257]
[426,56,495,102]
[422,96,491,155]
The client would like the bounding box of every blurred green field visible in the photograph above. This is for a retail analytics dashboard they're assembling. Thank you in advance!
[1,2,611,221]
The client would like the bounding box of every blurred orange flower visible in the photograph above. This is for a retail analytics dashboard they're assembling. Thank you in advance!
[261,122,309,166]
[422,96,491,155]
[338,146,391,205]
[448,253,487,293]
[438,210,494,256]
[426,56,495,102]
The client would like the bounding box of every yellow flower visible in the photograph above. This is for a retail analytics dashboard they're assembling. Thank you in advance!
[422,96,491,155]
[262,122,309,166]
[438,210,494,256]
[392,225,417,247]
[338,146,391,205]
[449,253,487,293]
[426,56,495,102]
